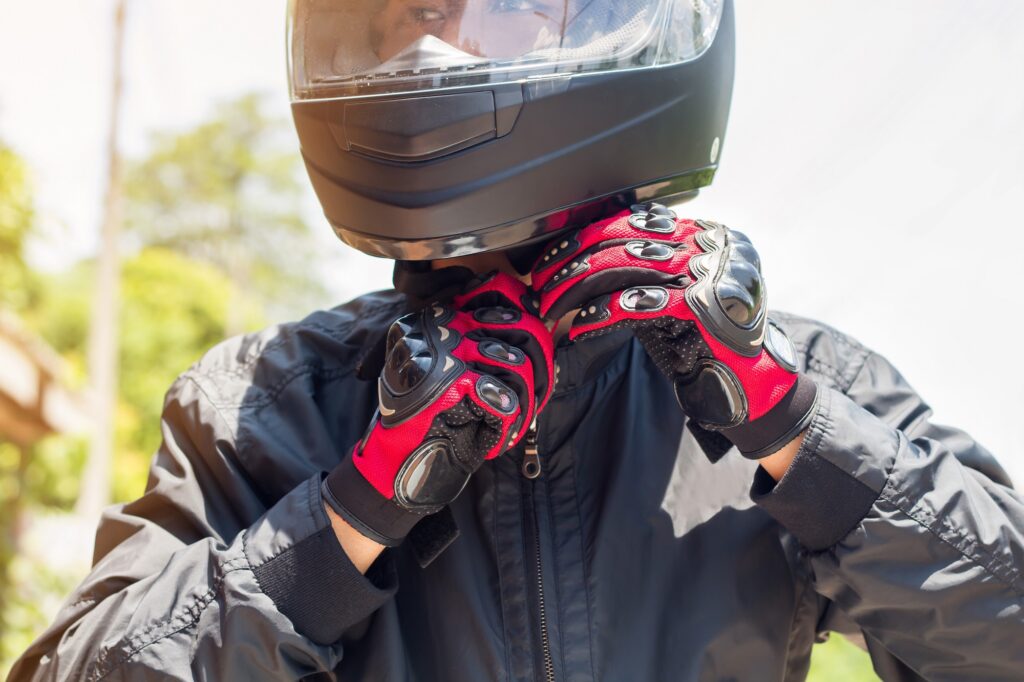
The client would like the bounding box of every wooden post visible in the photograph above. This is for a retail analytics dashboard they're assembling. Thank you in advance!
[78,0,128,520]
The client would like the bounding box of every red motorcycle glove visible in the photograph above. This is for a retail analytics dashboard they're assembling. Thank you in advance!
[324,272,555,546]
[532,204,817,460]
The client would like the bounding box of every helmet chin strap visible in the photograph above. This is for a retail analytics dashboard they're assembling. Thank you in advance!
[506,242,549,277]
[393,260,477,308]
[436,251,521,278]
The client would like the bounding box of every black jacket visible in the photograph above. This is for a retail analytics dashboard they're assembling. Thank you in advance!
[11,290,1024,681]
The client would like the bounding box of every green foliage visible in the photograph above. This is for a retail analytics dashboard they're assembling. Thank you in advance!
[0,246,255,670]
[0,246,258,675]
[115,248,261,497]
[26,249,261,502]
[18,267,91,386]
[809,635,880,682]
[1,552,78,676]
[123,93,326,326]
[0,144,38,311]
[21,436,88,512]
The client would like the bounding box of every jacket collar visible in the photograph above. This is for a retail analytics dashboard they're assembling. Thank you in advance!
[553,330,633,394]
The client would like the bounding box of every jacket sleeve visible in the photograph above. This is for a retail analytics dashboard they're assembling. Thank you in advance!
[751,351,1024,680]
[10,375,396,681]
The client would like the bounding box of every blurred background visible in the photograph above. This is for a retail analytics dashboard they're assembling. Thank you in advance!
[0,0,1021,678]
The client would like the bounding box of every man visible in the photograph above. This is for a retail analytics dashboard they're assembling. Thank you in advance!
[13,0,1024,680]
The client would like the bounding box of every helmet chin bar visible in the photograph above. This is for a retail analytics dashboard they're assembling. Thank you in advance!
[332,172,709,261]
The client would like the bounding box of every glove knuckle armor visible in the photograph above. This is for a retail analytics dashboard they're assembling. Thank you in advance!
[686,220,767,357]
[380,308,462,425]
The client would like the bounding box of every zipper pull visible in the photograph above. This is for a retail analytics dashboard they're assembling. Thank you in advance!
[521,422,541,479]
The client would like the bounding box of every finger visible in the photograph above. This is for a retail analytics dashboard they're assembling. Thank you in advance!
[531,204,697,289]
[451,335,536,441]
[453,270,542,319]
[448,307,554,415]
[449,271,554,406]
[414,372,521,466]
[681,224,767,357]
[569,285,695,341]
[458,371,525,459]
[538,232,709,321]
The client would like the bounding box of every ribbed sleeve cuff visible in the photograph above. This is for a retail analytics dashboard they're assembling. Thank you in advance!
[724,374,820,459]
[245,475,398,646]
[323,456,429,547]
[749,388,893,551]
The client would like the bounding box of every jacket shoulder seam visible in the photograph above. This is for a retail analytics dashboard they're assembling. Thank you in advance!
[183,297,406,406]
[836,348,873,395]
[207,296,405,375]
[247,364,358,411]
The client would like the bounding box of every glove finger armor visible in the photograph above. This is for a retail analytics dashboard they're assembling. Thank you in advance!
[532,206,817,460]
[323,272,555,546]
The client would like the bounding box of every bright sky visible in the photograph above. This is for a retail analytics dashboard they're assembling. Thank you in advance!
[1,1,1022,480]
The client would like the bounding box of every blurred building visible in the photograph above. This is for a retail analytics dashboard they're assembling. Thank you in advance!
[0,313,90,447]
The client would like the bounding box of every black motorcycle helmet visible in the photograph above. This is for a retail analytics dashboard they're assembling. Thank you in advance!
[288,0,735,261]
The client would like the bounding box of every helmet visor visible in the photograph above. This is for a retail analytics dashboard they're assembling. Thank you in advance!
[288,0,725,99]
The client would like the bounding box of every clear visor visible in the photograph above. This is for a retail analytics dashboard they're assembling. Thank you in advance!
[288,0,724,100]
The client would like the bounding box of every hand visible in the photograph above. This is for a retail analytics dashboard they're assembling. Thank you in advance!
[531,204,817,459]
[324,272,555,546]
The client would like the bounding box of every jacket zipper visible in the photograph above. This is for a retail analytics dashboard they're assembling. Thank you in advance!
[521,424,556,682]
[521,421,542,480]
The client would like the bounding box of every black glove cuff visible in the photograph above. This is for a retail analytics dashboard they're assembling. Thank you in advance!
[722,374,819,459]
[322,456,429,547]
